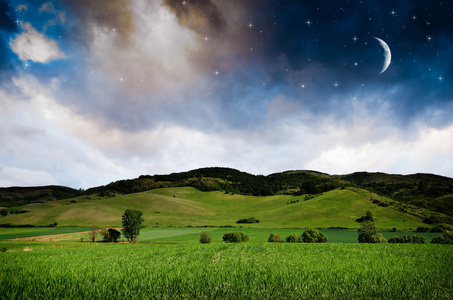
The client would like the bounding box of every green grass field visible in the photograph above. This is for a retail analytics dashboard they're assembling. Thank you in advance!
[0,241,451,299]
[0,187,428,229]
[0,227,90,240]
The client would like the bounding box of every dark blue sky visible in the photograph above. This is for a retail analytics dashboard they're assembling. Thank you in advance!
[1,0,452,188]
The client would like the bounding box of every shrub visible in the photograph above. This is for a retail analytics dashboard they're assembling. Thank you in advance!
[286,233,300,243]
[108,229,121,242]
[302,228,328,243]
[236,217,260,224]
[388,235,427,244]
[0,247,6,252]
[358,221,387,243]
[356,211,374,223]
[430,227,443,233]
[199,231,212,244]
[416,227,429,232]
[268,233,282,243]
[223,232,248,243]
[431,232,453,244]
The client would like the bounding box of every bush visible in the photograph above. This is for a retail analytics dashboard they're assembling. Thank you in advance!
[416,227,429,232]
[430,227,444,233]
[223,232,248,243]
[108,229,121,242]
[302,228,328,243]
[431,232,453,244]
[356,211,374,223]
[268,233,282,243]
[286,233,300,243]
[199,231,212,244]
[358,221,387,243]
[236,217,260,224]
[388,235,427,244]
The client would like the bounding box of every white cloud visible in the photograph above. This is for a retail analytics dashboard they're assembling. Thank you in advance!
[0,167,58,187]
[9,22,65,63]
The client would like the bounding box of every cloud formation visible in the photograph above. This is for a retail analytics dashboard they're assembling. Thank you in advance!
[0,0,452,188]
[10,22,65,63]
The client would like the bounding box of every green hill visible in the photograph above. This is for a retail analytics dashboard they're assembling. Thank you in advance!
[1,168,452,227]
[0,187,429,230]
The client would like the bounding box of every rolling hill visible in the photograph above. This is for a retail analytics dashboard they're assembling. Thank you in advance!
[0,186,433,230]
[1,167,452,228]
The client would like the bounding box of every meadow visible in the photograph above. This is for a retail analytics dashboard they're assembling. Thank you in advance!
[0,241,451,299]
[0,187,429,230]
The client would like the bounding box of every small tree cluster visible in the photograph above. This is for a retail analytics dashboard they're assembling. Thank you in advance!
[356,211,374,223]
[100,228,121,242]
[388,235,426,244]
[302,228,328,243]
[357,221,387,243]
[268,233,282,243]
[199,231,212,244]
[223,232,249,243]
[236,217,260,224]
[286,233,300,243]
[431,232,453,244]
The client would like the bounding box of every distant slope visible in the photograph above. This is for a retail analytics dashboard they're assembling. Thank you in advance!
[0,186,83,208]
[340,172,453,216]
[0,187,429,229]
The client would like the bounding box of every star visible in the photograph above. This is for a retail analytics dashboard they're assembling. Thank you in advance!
[390,10,396,16]
[412,15,417,20]
[333,82,340,88]
[352,36,359,43]
[248,22,253,29]
[305,19,312,26]
[426,35,433,42]
[438,76,443,81]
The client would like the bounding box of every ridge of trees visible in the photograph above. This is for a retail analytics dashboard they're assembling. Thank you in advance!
[1,168,452,218]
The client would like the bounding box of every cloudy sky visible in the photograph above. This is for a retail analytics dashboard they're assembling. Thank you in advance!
[1,0,452,188]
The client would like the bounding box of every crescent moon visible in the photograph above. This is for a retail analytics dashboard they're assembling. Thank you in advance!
[374,37,391,74]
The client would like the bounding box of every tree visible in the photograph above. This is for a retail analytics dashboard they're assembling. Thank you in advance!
[88,226,98,243]
[108,228,121,242]
[356,211,374,223]
[99,228,121,242]
[268,233,282,243]
[223,232,248,243]
[199,231,212,243]
[302,228,328,243]
[431,232,453,244]
[286,233,300,243]
[121,209,145,242]
[357,221,387,243]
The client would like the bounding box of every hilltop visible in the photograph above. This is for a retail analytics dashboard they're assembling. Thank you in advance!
[0,167,452,228]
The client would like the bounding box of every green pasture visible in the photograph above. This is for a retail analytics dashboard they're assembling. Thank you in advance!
[0,187,428,229]
[137,227,444,244]
[0,227,443,244]
[0,227,90,240]
[0,242,451,299]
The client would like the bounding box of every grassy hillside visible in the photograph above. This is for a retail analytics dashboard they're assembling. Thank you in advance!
[2,168,452,220]
[0,187,428,229]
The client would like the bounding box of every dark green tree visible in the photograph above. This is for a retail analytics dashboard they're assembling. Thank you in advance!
[302,228,328,243]
[108,228,121,242]
[358,221,387,243]
[199,231,212,244]
[121,209,145,242]
[286,233,300,243]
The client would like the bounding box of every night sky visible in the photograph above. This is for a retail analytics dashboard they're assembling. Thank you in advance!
[1,0,452,188]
